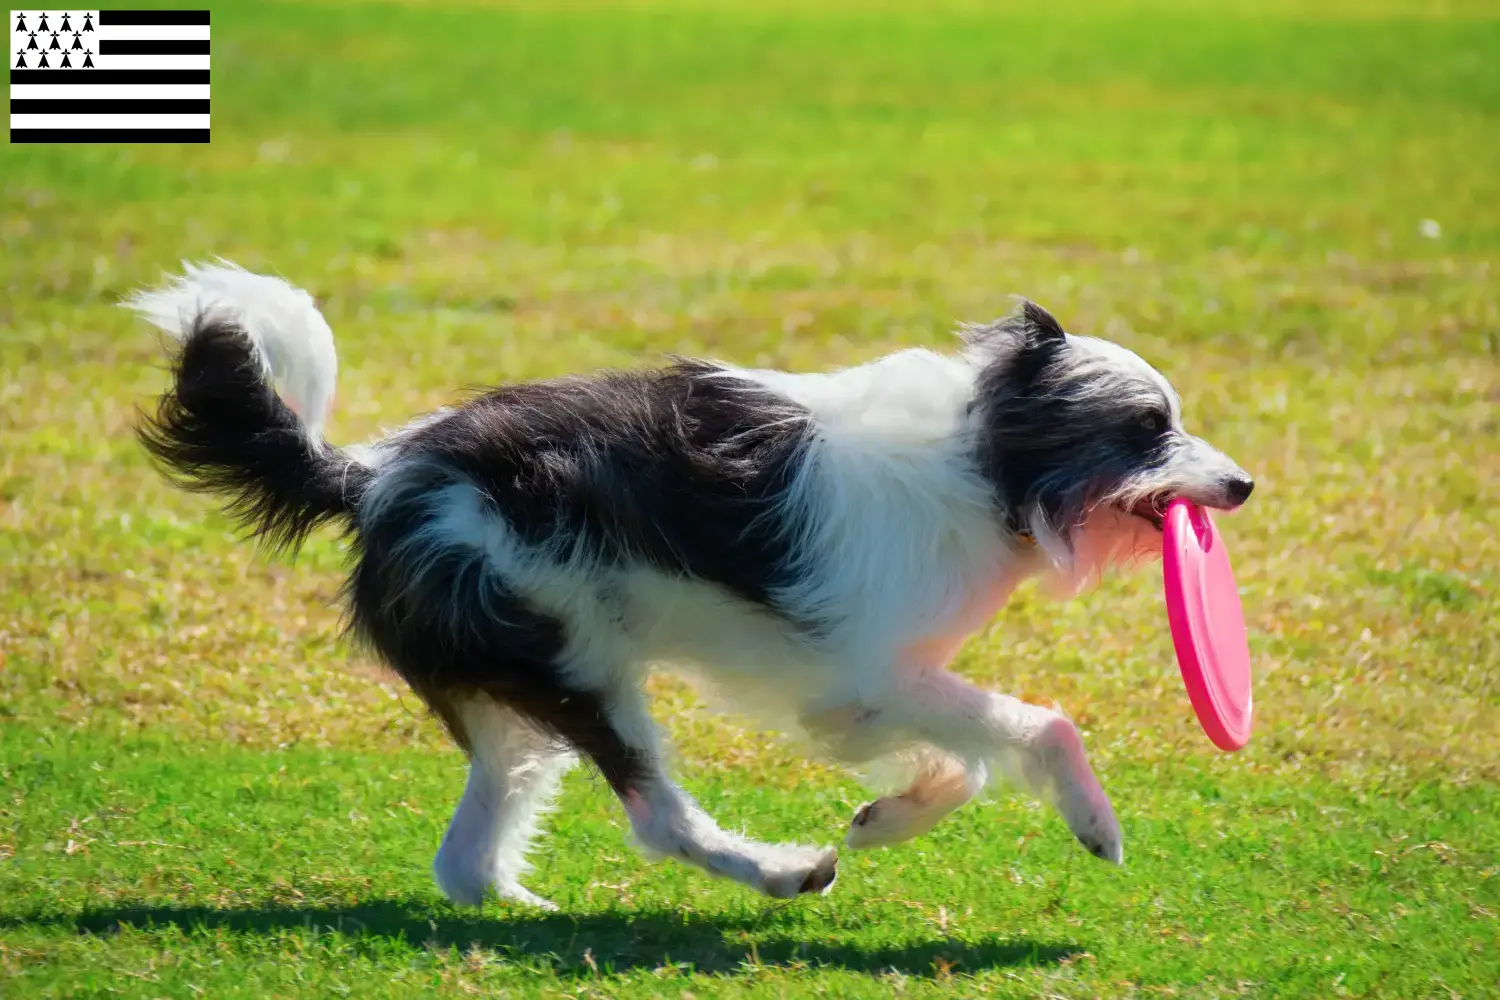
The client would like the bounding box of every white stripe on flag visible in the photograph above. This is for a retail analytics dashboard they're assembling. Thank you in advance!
[91,24,211,43]
[10,84,211,101]
[90,54,211,71]
[10,112,211,130]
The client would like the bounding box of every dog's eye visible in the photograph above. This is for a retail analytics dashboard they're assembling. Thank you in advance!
[1139,414,1162,433]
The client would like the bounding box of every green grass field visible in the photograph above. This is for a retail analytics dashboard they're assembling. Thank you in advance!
[3,1,1498,996]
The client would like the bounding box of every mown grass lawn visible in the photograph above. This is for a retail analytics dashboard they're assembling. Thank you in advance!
[2,1,1497,996]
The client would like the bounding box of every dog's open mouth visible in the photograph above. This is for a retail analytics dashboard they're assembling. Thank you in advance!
[1126,495,1169,532]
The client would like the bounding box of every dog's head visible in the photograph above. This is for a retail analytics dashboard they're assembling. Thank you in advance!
[967,300,1253,576]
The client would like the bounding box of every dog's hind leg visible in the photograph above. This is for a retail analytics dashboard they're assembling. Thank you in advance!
[432,697,575,909]
[845,748,986,849]
[572,677,839,899]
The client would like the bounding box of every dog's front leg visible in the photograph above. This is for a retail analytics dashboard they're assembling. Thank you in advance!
[846,748,987,849]
[799,700,988,850]
[866,668,1123,864]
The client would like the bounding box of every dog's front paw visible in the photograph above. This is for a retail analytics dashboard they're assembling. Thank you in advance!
[1077,829,1123,864]
[1061,781,1123,865]
[1034,716,1124,865]
[845,796,925,849]
[845,799,881,848]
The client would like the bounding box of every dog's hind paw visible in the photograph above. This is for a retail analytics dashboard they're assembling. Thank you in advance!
[434,846,558,909]
[497,883,558,910]
[761,845,839,898]
[433,865,488,909]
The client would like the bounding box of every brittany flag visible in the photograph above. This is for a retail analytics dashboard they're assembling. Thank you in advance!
[11,9,209,142]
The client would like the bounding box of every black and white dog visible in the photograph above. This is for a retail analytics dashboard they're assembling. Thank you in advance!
[130,262,1253,907]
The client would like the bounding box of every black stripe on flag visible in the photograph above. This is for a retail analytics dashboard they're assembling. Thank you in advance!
[12,99,210,114]
[98,10,212,26]
[9,129,210,143]
[98,40,211,55]
[10,70,211,85]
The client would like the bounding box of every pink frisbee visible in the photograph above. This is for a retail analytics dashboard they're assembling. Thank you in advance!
[1162,498,1253,751]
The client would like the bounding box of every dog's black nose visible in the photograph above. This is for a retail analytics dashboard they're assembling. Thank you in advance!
[1223,475,1255,506]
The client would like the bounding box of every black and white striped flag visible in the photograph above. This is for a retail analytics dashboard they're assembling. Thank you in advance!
[10,9,209,142]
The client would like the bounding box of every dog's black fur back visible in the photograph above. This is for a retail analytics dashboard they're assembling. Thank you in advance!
[392,362,813,611]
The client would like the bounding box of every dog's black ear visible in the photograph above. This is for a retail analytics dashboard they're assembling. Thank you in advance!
[1018,299,1066,346]
[962,300,1068,393]
[997,299,1067,386]
[961,298,1067,353]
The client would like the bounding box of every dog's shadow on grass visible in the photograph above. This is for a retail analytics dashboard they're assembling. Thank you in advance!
[7,898,1082,979]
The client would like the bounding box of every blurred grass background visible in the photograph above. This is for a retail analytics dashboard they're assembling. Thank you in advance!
[2,1,1497,996]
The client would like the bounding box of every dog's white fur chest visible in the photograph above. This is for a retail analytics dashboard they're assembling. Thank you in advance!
[701,349,1030,669]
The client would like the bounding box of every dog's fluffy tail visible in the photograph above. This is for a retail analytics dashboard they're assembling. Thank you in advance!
[129,261,373,553]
